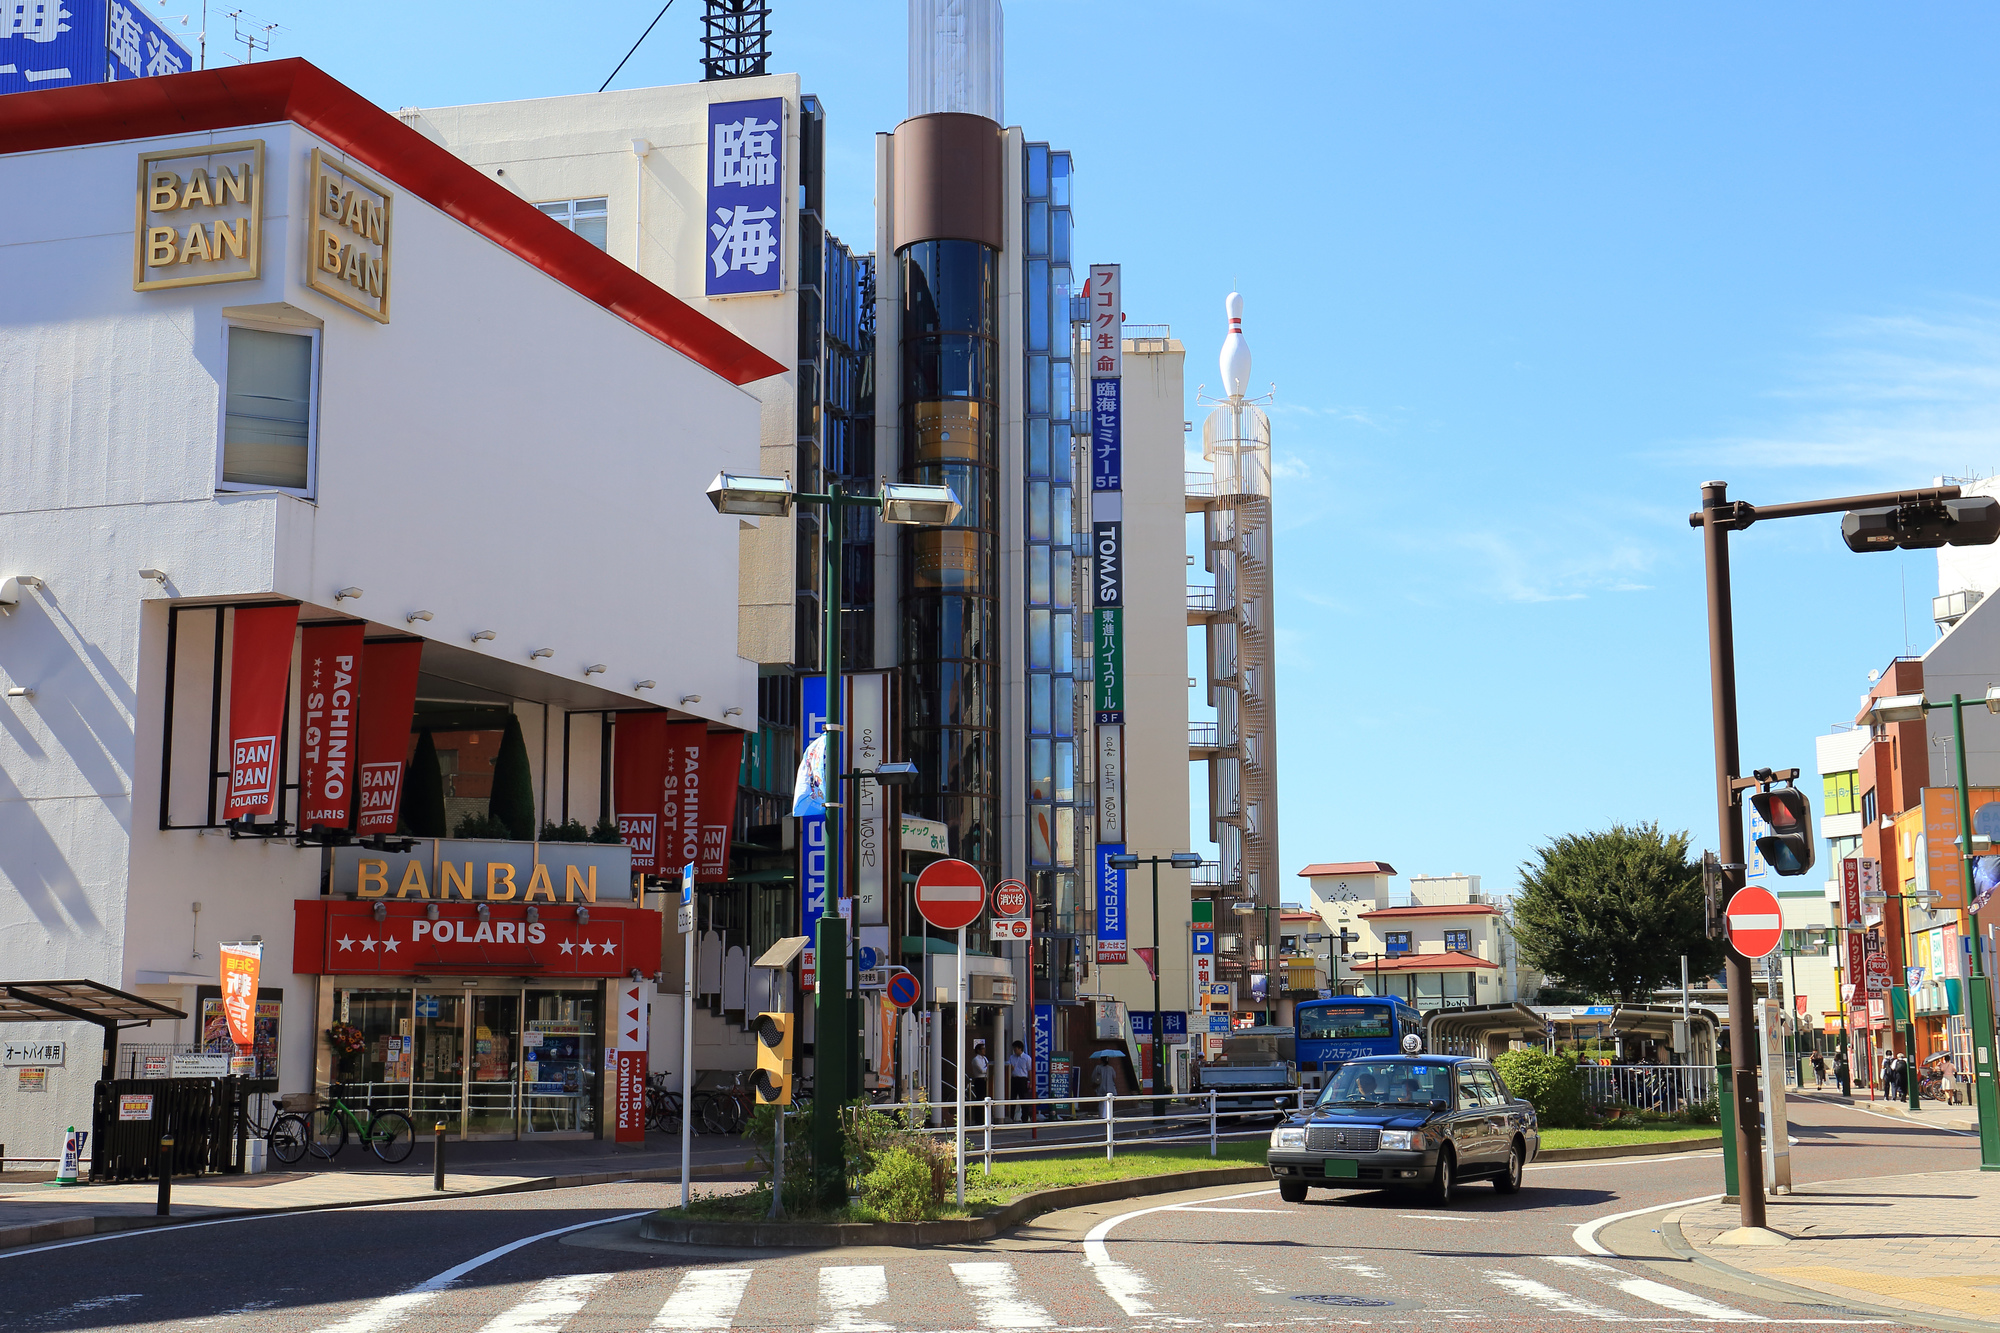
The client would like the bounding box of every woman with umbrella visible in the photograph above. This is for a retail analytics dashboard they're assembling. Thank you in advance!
[1090,1048,1124,1115]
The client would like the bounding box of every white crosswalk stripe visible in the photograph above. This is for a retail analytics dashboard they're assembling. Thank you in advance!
[477,1274,614,1333]
[1545,1256,1761,1321]
[1482,1268,1634,1320]
[949,1262,1055,1330]
[649,1269,753,1332]
[818,1265,893,1333]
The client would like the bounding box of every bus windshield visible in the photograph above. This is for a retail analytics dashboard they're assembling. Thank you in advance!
[1298,1006,1393,1041]
[1317,1060,1451,1107]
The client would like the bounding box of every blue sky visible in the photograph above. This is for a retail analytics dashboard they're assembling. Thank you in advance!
[168,1,2000,899]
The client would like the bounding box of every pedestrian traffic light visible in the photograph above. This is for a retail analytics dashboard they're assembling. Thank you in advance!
[752,1011,793,1104]
[1749,787,1815,876]
[1841,496,2000,552]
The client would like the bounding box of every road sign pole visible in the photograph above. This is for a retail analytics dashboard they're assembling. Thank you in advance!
[681,868,694,1210]
[955,922,966,1207]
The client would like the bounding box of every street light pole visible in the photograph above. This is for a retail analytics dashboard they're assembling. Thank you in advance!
[1946,693,2000,1168]
[1109,850,1204,1124]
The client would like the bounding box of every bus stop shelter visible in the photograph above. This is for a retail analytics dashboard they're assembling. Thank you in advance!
[0,980,186,1078]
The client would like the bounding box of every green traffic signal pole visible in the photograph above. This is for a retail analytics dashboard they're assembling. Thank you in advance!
[1945,693,2000,1169]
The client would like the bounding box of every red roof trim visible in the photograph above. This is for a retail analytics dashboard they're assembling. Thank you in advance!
[1354,950,1498,971]
[1360,904,1500,919]
[1298,861,1397,877]
[0,60,785,386]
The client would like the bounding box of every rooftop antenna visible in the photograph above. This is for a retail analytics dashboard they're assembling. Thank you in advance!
[225,8,277,64]
[702,0,771,80]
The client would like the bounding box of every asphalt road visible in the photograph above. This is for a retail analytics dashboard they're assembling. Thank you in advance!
[0,1092,1970,1333]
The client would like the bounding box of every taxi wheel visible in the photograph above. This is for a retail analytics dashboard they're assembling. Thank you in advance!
[1278,1179,1309,1203]
[1427,1147,1455,1205]
[1493,1140,1523,1194]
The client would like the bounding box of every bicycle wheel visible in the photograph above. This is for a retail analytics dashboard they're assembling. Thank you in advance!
[268,1113,310,1165]
[697,1092,734,1136]
[368,1109,416,1163]
[307,1106,348,1160]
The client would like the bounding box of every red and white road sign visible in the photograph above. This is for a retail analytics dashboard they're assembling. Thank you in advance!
[991,917,1031,942]
[915,858,986,931]
[992,878,1029,919]
[1725,885,1783,960]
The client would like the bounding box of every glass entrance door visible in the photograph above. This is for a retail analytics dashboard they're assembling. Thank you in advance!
[466,992,521,1137]
[411,991,466,1133]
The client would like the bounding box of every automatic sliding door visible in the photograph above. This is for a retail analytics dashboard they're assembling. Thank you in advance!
[467,992,520,1136]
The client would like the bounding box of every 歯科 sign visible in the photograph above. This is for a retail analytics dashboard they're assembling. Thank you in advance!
[706,96,785,297]
[309,149,393,323]
[134,139,261,292]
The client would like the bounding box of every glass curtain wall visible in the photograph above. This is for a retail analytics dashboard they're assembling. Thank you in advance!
[901,238,999,907]
[1024,145,1081,1000]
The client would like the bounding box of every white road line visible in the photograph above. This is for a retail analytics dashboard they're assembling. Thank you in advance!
[1571,1193,1722,1256]
[818,1265,892,1333]
[1323,1256,1387,1282]
[307,1211,649,1333]
[1080,1186,1277,1318]
[1163,1206,1275,1213]
[477,1274,614,1333]
[1529,1149,1721,1171]
[649,1269,753,1332]
[1396,1214,1478,1221]
[1481,1269,1633,1320]
[951,1261,1055,1329]
[1546,1256,1758,1322]
[1794,1093,1978,1136]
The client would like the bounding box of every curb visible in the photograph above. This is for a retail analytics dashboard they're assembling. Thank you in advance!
[0,1160,752,1254]
[1661,1210,1997,1333]
[1535,1136,1721,1162]
[639,1166,1273,1248]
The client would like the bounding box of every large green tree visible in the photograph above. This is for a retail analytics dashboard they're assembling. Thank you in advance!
[1510,823,1723,1003]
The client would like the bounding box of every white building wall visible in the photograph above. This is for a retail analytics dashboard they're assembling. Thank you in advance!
[0,121,761,1150]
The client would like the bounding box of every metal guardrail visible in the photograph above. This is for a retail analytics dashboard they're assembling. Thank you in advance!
[1575,1064,1717,1111]
[1186,471,1215,497]
[1189,722,1218,747]
[1187,583,1218,613]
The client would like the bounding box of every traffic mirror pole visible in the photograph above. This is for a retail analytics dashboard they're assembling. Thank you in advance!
[1697,481,1768,1232]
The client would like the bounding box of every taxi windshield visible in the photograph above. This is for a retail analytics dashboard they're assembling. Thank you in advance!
[1317,1060,1451,1107]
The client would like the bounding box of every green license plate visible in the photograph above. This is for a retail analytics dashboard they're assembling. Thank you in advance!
[1323,1158,1358,1179]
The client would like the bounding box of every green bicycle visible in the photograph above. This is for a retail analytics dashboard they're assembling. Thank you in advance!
[272,1090,415,1164]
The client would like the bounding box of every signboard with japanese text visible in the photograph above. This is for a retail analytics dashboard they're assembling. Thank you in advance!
[1841,857,1864,928]
[1096,723,1124,843]
[1087,263,1122,379]
[1923,787,1968,910]
[219,941,261,1050]
[1094,608,1123,723]
[1090,379,1121,491]
[1194,953,1214,991]
[3,0,188,98]
[118,1094,155,1122]
[849,672,889,923]
[706,96,784,296]
[1096,843,1126,964]
[901,815,950,855]
[2,1041,64,1067]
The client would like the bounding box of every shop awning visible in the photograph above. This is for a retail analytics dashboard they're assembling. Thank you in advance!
[0,980,186,1028]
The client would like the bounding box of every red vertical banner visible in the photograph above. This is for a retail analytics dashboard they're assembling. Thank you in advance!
[298,624,366,830]
[219,942,262,1050]
[355,640,424,834]
[614,979,649,1144]
[614,713,668,874]
[698,730,744,882]
[225,604,300,819]
[664,721,707,879]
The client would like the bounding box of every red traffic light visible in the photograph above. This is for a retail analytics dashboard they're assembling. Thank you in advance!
[1749,787,1815,877]
[1842,496,2000,552]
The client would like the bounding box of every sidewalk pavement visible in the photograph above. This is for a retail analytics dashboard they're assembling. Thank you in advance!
[0,1132,757,1251]
[1675,1169,2000,1326]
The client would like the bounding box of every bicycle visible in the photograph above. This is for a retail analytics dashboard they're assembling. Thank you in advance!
[274,1089,415,1164]
[248,1096,312,1167]
[646,1072,682,1135]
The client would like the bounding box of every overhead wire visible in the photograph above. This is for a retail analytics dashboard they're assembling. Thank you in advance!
[600,0,676,93]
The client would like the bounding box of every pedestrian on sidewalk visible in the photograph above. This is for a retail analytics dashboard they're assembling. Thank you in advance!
[1941,1056,1962,1106]
[970,1040,990,1104]
[1091,1055,1119,1117]
[1811,1050,1826,1090]
[1834,1050,1850,1095]
[1008,1040,1035,1122]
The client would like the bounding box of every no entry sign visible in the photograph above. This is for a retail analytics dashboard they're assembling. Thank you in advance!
[1726,885,1783,959]
[915,858,986,931]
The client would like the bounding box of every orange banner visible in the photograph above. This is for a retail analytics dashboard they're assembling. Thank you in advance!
[220,941,261,1051]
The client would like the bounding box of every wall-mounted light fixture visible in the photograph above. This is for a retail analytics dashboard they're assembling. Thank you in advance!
[476,902,491,921]
[584,664,607,675]
[530,648,554,659]
[425,903,439,921]
[525,906,539,924]
[407,610,434,624]
[472,630,497,643]
[138,568,167,584]
[576,906,591,925]
[5,687,32,700]
[335,587,364,601]
[635,680,656,691]
[680,694,701,705]
[1,576,40,615]
[723,707,742,718]
[371,901,387,922]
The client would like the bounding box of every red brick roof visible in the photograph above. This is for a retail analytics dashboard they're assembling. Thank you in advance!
[0,60,785,386]
[1360,903,1500,919]
[1352,949,1497,971]
[1297,861,1397,877]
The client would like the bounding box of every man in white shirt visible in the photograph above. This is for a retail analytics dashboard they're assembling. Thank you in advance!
[1008,1040,1035,1121]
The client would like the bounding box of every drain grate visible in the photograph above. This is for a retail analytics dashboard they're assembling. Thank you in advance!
[1291,1294,1393,1308]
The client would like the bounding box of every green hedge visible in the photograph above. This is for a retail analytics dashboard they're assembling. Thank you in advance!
[1492,1048,1589,1128]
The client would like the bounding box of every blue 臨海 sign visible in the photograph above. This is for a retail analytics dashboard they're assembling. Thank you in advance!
[705,96,784,297]
[1034,1003,1053,1100]
[1096,843,1126,962]
[1191,930,1215,955]
[1091,379,1121,490]
[1,0,188,98]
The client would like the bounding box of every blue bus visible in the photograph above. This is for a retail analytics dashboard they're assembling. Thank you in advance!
[1294,996,1423,1088]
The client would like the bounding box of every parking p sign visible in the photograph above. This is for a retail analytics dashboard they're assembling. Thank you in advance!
[1191,930,1214,954]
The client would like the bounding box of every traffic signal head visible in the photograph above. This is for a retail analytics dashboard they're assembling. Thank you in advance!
[1749,787,1816,877]
[1842,496,2000,553]
[751,1011,794,1105]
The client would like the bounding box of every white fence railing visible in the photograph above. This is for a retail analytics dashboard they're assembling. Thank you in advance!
[1575,1063,1716,1110]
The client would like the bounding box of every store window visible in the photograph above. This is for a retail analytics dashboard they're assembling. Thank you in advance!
[330,987,412,1110]
[1384,931,1412,954]
[1824,770,1859,817]
[537,197,609,250]
[1443,929,1471,953]
[523,989,599,1134]
[220,323,318,494]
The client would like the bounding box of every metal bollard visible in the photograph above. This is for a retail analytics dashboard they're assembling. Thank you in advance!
[1104,1096,1115,1161]
[156,1135,174,1216]
[983,1098,994,1175]
[1208,1091,1218,1157]
[433,1122,447,1191]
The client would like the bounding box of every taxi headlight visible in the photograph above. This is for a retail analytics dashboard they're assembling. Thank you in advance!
[1378,1129,1424,1151]
[1270,1126,1306,1149]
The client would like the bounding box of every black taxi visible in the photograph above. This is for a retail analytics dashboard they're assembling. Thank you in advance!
[1266,1055,1539,1205]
